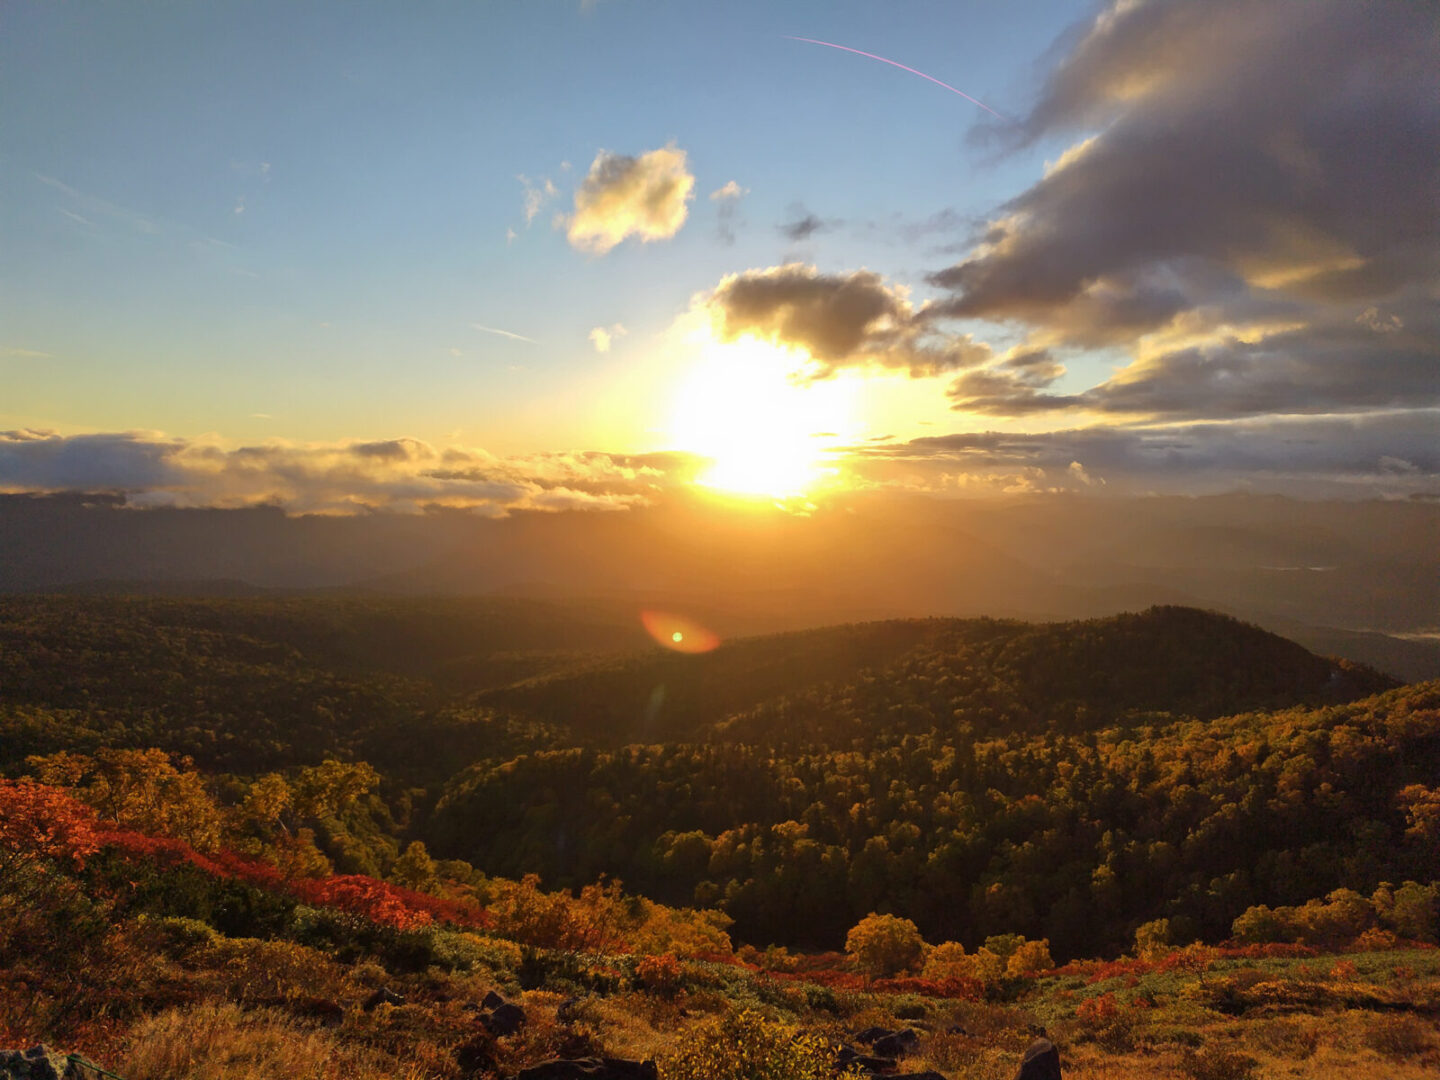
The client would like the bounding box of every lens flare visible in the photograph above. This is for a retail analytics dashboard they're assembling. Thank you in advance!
[642,610,721,654]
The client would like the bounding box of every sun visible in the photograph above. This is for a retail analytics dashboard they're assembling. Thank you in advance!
[669,335,859,498]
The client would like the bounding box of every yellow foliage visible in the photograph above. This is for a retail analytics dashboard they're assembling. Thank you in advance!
[1005,938,1054,976]
[845,912,927,977]
[660,1009,862,1080]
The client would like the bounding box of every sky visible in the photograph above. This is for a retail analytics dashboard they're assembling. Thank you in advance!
[2,0,1436,512]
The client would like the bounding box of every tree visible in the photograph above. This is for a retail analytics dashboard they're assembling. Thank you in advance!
[1006,937,1054,976]
[844,912,926,977]
[1134,918,1173,960]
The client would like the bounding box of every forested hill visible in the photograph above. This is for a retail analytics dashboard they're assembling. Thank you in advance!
[1,594,1428,961]
[474,605,1395,746]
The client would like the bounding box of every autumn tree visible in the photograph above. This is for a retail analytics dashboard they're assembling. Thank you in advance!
[844,912,926,977]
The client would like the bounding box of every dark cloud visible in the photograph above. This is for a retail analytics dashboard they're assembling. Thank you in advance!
[845,412,1440,498]
[931,0,1439,420]
[702,263,990,378]
[777,204,841,242]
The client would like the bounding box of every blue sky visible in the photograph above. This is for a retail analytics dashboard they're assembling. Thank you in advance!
[2,0,1434,508]
[2,0,1085,450]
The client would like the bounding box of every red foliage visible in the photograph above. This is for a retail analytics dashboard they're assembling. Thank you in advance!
[0,779,101,870]
[291,875,432,930]
[2,780,491,934]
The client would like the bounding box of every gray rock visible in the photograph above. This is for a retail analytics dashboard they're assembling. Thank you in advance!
[1014,1037,1062,1080]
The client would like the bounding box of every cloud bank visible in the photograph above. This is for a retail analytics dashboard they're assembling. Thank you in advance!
[0,430,702,515]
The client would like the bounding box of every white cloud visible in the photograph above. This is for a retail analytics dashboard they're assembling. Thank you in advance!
[589,323,628,353]
[567,145,694,254]
[519,175,559,226]
[710,180,748,202]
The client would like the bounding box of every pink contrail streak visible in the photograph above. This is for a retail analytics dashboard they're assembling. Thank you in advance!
[784,36,1006,120]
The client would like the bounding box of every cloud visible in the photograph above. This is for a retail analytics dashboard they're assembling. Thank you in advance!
[519,175,559,226]
[0,430,705,515]
[710,180,748,244]
[589,323,627,353]
[710,181,746,202]
[471,323,538,344]
[1,347,51,360]
[929,0,1439,421]
[778,204,840,242]
[698,263,990,379]
[566,145,695,254]
[843,411,1440,498]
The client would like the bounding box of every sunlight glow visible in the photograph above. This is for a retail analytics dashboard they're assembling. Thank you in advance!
[669,335,860,498]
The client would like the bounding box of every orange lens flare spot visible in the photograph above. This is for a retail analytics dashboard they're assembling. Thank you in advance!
[642,610,720,654]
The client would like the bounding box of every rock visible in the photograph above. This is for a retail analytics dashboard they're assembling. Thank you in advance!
[0,1046,67,1080]
[1014,1037,1062,1080]
[872,1028,921,1058]
[514,1059,658,1080]
[484,1001,528,1037]
[849,1055,897,1076]
[0,1046,109,1080]
[363,987,406,1010]
[853,1026,893,1044]
[482,989,507,1009]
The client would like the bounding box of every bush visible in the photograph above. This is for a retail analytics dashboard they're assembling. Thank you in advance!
[660,1009,859,1080]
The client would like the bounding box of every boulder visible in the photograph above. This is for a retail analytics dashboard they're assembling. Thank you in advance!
[0,1047,67,1080]
[853,1026,893,1044]
[872,1028,921,1058]
[1014,1037,1062,1080]
[835,1047,895,1074]
[514,1059,658,1080]
[0,1047,108,1080]
[362,987,406,1010]
[484,1001,528,1037]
